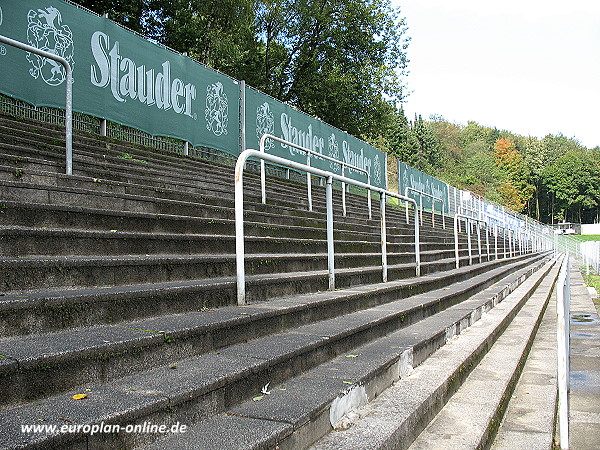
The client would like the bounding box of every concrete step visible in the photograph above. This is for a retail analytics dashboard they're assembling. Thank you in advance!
[0,224,455,257]
[144,257,553,450]
[0,256,550,449]
[0,253,538,338]
[0,249,464,291]
[0,116,381,212]
[0,200,461,248]
[0,140,380,221]
[0,177,426,241]
[490,291,558,450]
[308,256,560,450]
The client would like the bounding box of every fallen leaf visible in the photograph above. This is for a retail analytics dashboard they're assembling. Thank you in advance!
[342,381,353,385]
[72,394,88,400]
[252,396,264,402]
[345,354,359,358]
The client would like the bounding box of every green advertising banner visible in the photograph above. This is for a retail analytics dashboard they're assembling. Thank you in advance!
[398,161,449,213]
[0,0,239,153]
[245,86,386,189]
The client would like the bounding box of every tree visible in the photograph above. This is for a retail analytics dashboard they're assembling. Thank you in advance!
[254,0,410,138]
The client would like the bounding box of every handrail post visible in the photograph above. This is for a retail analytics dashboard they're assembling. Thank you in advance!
[414,200,421,276]
[467,219,473,265]
[367,174,372,220]
[342,165,347,217]
[306,154,313,212]
[260,150,266,205]
[235,155,247,305]
[557,255,570,449]
[476,223,482,262]
[381,192,388,282]
[494,224,499,260]
[454,215,460,269]
[442,200,446,229]
[0,34,72,175]
[326,176,335,290]
[485,225,490,260]
[405,187,410,224]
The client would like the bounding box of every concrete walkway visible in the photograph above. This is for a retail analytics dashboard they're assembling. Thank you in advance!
[568,268,600,449]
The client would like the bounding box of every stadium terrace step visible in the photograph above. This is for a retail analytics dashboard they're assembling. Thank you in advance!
[0,255,553,449]
[310,256,560,450]
[0,111,539,450]
[0,251,532,337]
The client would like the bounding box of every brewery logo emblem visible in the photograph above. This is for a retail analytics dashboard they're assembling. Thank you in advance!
[205,82,228,136]
[373,154,381,185]
[256,102,274,151]
[26,7,74,86]
[328,133,340,171]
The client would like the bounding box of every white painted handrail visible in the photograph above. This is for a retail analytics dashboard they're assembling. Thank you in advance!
[235,149,420,305]
[454,214,488,268]
[556,254,570,449]
[404,186,446,229]
[0,34,73,175]
[258,134,372,219]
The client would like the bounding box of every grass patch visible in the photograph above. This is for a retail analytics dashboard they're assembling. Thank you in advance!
[571,235,600,242]
[582,271,600,315]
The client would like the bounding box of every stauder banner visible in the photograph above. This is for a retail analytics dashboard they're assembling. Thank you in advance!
[245,85,386,189]
[0,0,239,153]
[398,161,449,213]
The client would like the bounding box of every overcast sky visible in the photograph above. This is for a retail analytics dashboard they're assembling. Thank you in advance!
[395,0,600,149]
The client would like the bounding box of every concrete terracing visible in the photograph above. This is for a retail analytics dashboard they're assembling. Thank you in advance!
[0,110,568,449]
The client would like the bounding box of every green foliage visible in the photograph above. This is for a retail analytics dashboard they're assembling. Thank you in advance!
[426,119,600,224]
[81,0,410,141]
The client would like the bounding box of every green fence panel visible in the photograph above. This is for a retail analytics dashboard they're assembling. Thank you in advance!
[398,161,449,213]
[0,0,239,153]
[245,86,386,189]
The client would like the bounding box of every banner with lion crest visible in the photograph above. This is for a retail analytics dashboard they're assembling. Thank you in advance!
[0,0,240,152]
[245,85,387,189]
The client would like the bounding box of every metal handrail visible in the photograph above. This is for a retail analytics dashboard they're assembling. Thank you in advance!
[404,186,446,229]
[258,134,372,219]
[556,254,570,450]
[454,214,490,268]
[0,34,73,175]
[235,149,420,305]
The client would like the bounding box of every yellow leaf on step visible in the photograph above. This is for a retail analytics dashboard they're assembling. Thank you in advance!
[72,394,88,400]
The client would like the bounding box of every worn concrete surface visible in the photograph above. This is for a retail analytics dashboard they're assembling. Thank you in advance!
[491,291,558,449]
[568,268,600,450]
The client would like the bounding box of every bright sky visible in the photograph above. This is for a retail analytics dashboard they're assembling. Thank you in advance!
[395,0,600,149]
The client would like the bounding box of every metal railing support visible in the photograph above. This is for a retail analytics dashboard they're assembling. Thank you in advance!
[258,134,372,219]
[326,176,335,289]
[342,165,347,217]
[476,223,482,262]
[1,34,73,175]
[494,224,499,260]
[235,155,247,305]
[454,214,487,269]
[381,192,388,282]
[557,254,570,449]
[404,187,446,229]
[235,149,420,305]
[485,226,491,260]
